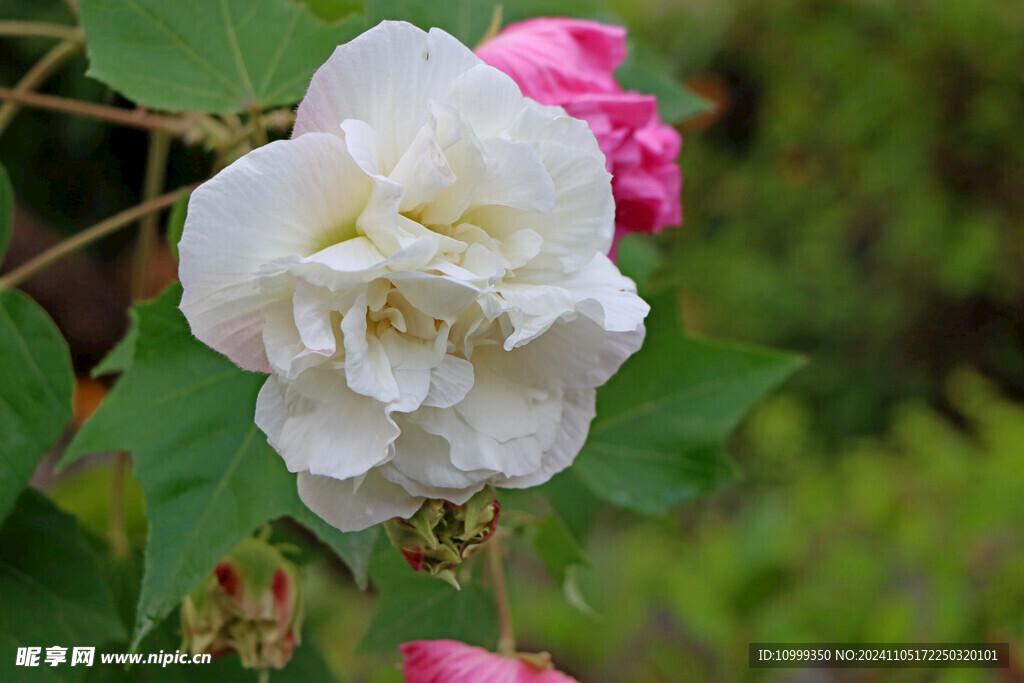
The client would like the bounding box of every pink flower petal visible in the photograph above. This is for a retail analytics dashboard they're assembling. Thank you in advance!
[477,18,683,256]
[401,640,579,683]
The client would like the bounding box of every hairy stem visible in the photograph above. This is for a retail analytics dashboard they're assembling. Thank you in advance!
[0,187,194,289]
[0,87,189,134]
[0,38,83,136]
[130,131,172,298]
[488,533,516,655]
[0,21,84,41]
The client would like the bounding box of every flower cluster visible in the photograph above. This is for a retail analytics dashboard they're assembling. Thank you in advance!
[179,21,648,532]
[478,18,683,254]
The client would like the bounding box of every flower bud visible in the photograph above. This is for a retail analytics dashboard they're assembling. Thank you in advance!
[181,536,303,671]
[384,489,500,588]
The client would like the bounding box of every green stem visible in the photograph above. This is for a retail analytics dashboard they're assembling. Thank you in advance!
[0,38,83,137]
[0,187,193,290]
[0,21,83,41]
[130,131,171,298]
[488,533,516,655]
[0,86,188,134]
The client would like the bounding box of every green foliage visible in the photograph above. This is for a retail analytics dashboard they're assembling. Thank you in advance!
[0,163,73,525]
[165,190,189,263]
[0,490,125,682]
[574,289,802,515]
[367,0,500,46]
[79,0,363,113]
[508,372,1024,681]
[616,46,713,123]
[63,286,376,648]
[0,288,74,525]
[637,0,1024,437]
[359,540,498,653]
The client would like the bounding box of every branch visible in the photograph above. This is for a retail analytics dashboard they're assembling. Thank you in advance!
[0,186,197,289]
[0,21,84,42]
[0,39,83,135]
[0,87,190,134]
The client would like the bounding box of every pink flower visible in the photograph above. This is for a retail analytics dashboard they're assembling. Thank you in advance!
[477,18,682,255]
[401,640,579,683]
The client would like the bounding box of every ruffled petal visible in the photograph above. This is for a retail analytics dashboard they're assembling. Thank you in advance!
[294,21,482,172]
[179,133,370,370]
[255,371,398,480]
[297,469,424,533]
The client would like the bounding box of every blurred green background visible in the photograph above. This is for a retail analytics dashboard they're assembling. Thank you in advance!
[305,0,1024,679]
[5,0,1024,680]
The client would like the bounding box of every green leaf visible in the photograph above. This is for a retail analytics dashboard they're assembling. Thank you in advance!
[299,0,363,23]
[0,289,74,525]
[533,513,588,586]
[0,162,12,263]
[90,311,140,378]
[535,470,603,545]
[63,285,376,648]
[166,190,189,264]
[574,289,802,515]
[368,0,500,46]
[359,541,498,653]
[0,490,126,682]
[615,233,663,294]
[79,0,363,114]
[616,45,713,123]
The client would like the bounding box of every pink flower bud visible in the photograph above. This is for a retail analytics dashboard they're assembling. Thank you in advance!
[401,640,579,682]
[477,18,683,257]
[181,536,303,671]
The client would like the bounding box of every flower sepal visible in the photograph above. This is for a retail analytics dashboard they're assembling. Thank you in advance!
[384,489,500,588]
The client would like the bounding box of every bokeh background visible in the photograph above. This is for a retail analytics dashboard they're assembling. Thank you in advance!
[2,0,1023,680]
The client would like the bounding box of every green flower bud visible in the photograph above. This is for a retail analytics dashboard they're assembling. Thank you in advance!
[181,536,303,671]
[384,489,501,588]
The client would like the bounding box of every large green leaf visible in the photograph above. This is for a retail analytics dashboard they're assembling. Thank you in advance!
[573,289,802,515]
[0,490,126,682]
[0,288,74,525]
[79,0,363,114]
[63,285,376,649]
[359,540,498,653]
[368,0,500,46]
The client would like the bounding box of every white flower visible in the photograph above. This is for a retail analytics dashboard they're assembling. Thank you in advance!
[179,21,649,532]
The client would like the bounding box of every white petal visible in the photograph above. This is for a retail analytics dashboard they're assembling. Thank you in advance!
[294,21,482,172]
[470,137,555,215]
[423,355,475,408]
[255,370,398,480]
[339,119,380,175]
[293,280,337,356]
[390,121,456,212]
[386,418,492,494]
[467,135,613,272]
[543,252,651,332]
[387,271,483,320]
[297,469,424,532]
[496,387,596,489]
[179,133,370,370]
[480,315,646,390]
[446,63,524,137]
[455,365,555,442]
[340,293,401,403]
